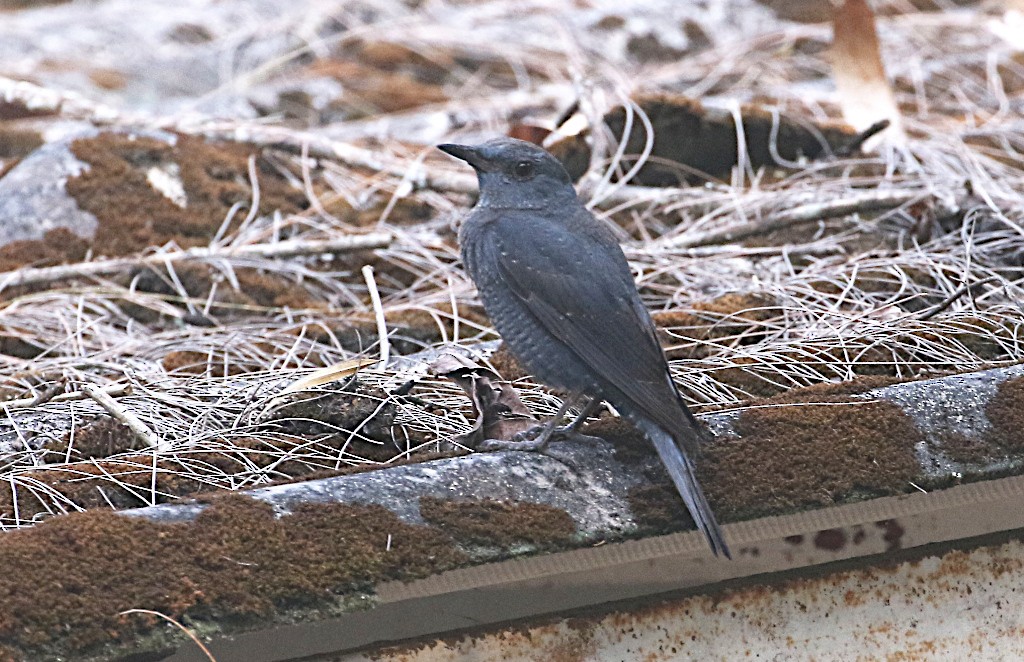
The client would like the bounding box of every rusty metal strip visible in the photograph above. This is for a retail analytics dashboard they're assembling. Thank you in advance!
[378,473,1024,601]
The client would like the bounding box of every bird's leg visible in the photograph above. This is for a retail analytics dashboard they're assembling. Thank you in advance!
[564,397,601,432]
[480,395,606,454]
[480,395,581,452]
[513,396,602,443]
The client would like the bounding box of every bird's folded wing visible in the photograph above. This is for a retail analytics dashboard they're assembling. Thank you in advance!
[489,212,701,447]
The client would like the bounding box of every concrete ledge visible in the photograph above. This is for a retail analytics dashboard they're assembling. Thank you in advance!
[111,363,1024,661]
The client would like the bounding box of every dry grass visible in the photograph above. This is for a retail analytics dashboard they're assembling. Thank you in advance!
[0,0,1023,527]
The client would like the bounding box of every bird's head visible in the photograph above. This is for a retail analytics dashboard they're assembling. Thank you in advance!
[438,138,577,210]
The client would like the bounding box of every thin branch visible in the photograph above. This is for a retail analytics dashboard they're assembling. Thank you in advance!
[0,233,393,291]
[1,384,131,414]
[119,610,217,662]
[187,122,478,194]
[82,385,167,452]
[916,276,1001,321]
[362,265,390,369]
[834,119,892,157]
[660,190,928,250]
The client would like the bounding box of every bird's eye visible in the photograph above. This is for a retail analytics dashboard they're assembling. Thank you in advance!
[513,161,535,178]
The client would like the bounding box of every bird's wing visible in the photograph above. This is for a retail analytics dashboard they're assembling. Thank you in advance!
[486,208,700,448]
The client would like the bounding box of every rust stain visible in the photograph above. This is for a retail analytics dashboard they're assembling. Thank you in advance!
[366,538,1024,661]
[875,519,905,551]
[813,528,848,551]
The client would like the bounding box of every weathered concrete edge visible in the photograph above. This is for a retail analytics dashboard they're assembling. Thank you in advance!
[120,363,1024,661]
[123,436,644,538]
[126,361,1024,535]
[158,472,1024,662]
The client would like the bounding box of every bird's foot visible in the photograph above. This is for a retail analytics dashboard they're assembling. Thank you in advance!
[478,425,603,466]
[478,421,571,452]
[479,422,557,452]
[478,436,550,453]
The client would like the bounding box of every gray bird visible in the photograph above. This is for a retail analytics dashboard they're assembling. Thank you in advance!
[438,137,730,558]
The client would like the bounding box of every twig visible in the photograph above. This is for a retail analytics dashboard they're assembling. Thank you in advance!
[660,190,927,250]
[320,82,573,143]
[24,378,67,407]
[0,383,131,413]
[834,119,891,157]
[119,609,217,662]
[0,76,120,122]
[187,122,478,194]
[362,265,390,369]
[82,385,167,452]
[0,233,393,291]
[916,276,1000,321]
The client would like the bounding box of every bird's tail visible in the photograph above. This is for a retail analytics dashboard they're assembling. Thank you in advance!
[635,417,731,559]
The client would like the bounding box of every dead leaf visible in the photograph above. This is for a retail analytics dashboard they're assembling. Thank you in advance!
[428,353,537,448]
[831,0,904,149]
[280,358,380,394]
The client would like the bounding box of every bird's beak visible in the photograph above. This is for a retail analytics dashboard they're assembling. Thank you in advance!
[437,143,488,170]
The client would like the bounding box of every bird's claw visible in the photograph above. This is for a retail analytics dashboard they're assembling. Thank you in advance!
[478,436,550,452]
[511,423,555,444]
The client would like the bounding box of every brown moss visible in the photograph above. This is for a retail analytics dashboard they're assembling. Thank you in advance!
[180,428,440,481]
[986,376,1024,452]
[44,416,139,459]
[260,380,398,460]
[63,132,306,259]
[0,100,58,121]
[695,341,949,402]
[653,292,777,360]
[0,386,454,523]
[306,58,448,116]
[626,484,692,533]
[161,349,262,376]
[488,342,532,382]
[597,377,923,525]
[708,357,790,399]
[581,413,650,467]
[931,431,1000,465]
[386,303,491,348]
[305,303,491,357]
[0,371,65,402]
[87,67,127,91]
[0,158,16,181]
[0,132,313,307]
[125,261,321,313]
[10,381,448,522]
[261,446,464,486]
[0,458,208,525]
[419,496,576,548]
[319,194,437,228]
[0,227,89,272]
[549,92,855,185]
[0,332,46,359]
[701,392,923,521]
[0,126,43,159]
[355,41,451,81]
[749,374,913,406]
[0,495,466,659]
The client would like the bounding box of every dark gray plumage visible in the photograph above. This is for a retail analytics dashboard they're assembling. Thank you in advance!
[438,137,730,558]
